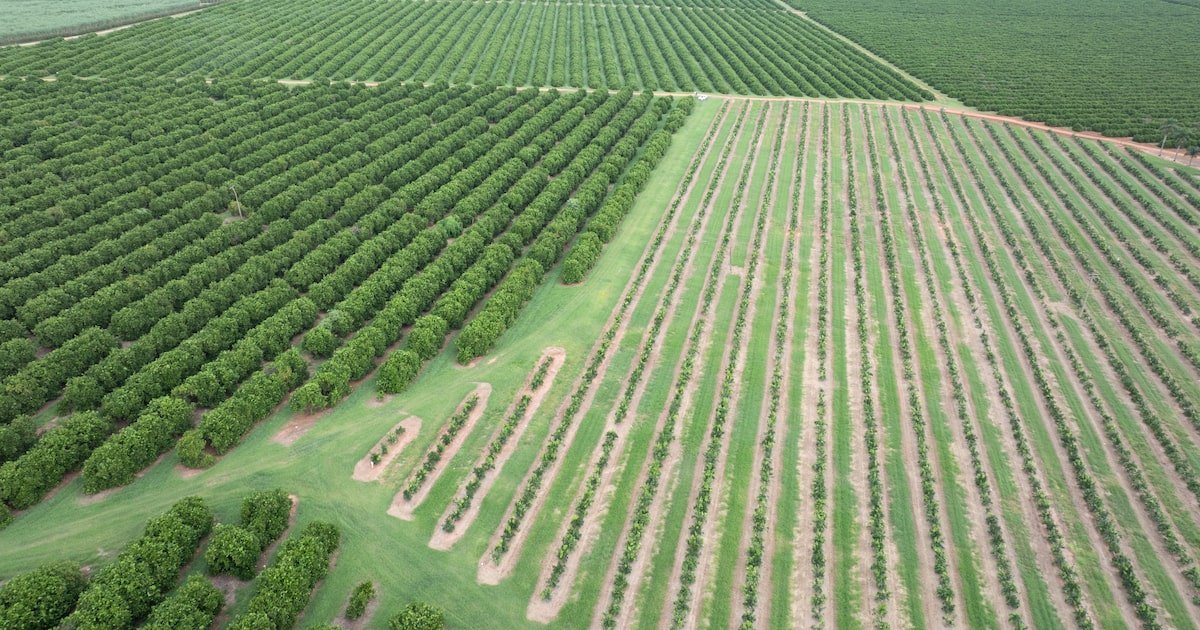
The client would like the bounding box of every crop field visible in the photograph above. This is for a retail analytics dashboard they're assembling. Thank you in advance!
[0,75,693,518]
[790,0,1200,145]
[0,0,203,41]
[2,0,1200,628]
[0,0,929,99]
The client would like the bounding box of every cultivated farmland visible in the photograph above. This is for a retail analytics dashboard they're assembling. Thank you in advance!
[0,0,929,99]
[0,0,205,42]
[791,0,1200,145]
[2,0,1200,627]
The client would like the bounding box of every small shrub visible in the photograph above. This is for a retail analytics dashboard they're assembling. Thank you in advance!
[345,581,375,620]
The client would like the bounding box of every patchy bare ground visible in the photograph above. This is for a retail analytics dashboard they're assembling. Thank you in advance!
[353,416,422,483]
[272,408,331,446]
[429,348,566,552]
[389,383,492,520]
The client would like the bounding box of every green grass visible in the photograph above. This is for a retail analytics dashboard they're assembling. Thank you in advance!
[863,104,996,628]
[8,96,1200,630]
[769,103,819,629]
[698,103,791,627]
[0,97,724,630]
[827,103,864,629]
[849,105,924,628]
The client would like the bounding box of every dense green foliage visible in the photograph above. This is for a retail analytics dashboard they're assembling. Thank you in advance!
[81,396,193,492]
[0,561,87,629]
[344,581,375,620]
[388,602,445,630]
[65,496,213,628]
[0,0,927,99]
[0,411,112,509]
[204,524,262,580]
[0,416,36,465]
[205,489,292,579]
[793,0,1200,144]
[228,521,340,630]
[0,77,688,516]
[141,575,223,630]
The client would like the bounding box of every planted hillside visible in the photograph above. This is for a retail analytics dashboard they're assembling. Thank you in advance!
[0,0,929,99]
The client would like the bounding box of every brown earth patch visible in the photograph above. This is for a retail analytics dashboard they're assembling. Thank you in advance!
[390,383,491,521]
[429,348,566,551]
[353,416,422,483]
[365,393,394,409]
[272,409,330,446]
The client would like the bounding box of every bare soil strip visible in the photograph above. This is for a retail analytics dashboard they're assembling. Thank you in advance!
[898,109,1084,625]
[790,104,830,626]
[585,104,765,630]
[389,384,492,519]
[917,110,1145,627]
[272,408,331,446]
[352,416,422,483]
[429,347,565,551]
[521,106,746,618]
[661,102,785,630]
[731,102,808,628]
[477,102,734,586]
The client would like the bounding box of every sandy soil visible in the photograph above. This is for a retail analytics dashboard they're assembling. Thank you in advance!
[208,573,245,630]
[390,383,491,520]
[584,103,758,630]
[666,102,783,630]
[478,103,735,588]
[352,416,421,483]
[175,463,206,479]
[791,105,830,626]
[272,408,330,446]
[912,111,1118,624]
[364,394,393,409]
[428,347,565,551]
